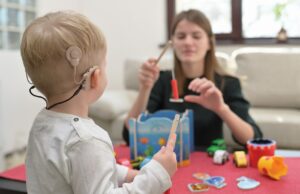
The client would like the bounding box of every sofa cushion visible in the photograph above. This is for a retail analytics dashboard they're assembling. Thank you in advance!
[111,113,127,142]
[233,48,300,108]
[250,108,300,149]
[89,90,137,121]
[224,107,300,149]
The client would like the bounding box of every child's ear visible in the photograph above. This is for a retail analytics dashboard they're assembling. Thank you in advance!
[82,66,98,90]
[90,68,100,89]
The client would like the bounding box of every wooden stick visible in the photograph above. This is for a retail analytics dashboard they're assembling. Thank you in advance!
[154,40,172,66]
[167,114,180,150]
[133,120,138,159]
[179,121,183,165]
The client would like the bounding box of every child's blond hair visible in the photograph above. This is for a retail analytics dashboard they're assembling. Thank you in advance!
[21,11,106,98]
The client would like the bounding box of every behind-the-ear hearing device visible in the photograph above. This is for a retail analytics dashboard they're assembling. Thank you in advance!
[82,66,98,90]
[66,46,84,84]
[66,46,82,67]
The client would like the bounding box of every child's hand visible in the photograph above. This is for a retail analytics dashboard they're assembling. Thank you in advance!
[125,169,139,183]
[153,133,177,177]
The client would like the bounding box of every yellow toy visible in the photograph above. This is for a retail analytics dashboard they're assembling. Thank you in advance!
[258,156,288,180]
[233,151,248,167]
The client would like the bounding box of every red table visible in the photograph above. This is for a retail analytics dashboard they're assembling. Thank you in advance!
[171,152,299,194]
[1,146,300,194]
[115,145,300,194]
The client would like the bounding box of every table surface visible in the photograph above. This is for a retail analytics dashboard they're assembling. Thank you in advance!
[170,152,299,194]
[1,146,300,194]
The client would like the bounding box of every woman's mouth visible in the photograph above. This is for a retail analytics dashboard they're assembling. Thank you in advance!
[182,50,194,56]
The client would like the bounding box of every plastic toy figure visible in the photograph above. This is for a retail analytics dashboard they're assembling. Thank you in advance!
[116,158,133,169]
[258,156,288,180]
[206,139,226,156]
[233,151,248,167]
[213,150,229,165]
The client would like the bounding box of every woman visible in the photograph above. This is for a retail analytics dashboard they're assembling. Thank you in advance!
[123,9,262,149]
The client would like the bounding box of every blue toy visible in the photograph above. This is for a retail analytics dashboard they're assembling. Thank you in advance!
[129,109,193,166]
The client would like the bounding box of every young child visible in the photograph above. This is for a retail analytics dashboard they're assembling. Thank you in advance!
[21,11,177,194]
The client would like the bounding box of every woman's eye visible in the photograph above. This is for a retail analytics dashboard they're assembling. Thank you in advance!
[176,35,185,39]
[193,34,202,39]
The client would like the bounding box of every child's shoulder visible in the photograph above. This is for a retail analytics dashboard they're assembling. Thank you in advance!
[70,117,112,145]
[33,109,112,148]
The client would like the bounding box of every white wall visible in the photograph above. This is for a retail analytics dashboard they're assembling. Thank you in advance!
[0,51,43,161]
[83,0,166,89]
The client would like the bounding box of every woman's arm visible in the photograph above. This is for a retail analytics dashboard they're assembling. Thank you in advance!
[124,58,160,128]
[215,104,254,144]
[184,76,261,145]
[219,77,262,144]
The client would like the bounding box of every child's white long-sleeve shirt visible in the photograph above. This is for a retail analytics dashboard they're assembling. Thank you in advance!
[26,109,171,194]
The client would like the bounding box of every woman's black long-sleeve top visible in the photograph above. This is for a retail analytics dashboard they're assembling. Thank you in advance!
[123,71,262,148]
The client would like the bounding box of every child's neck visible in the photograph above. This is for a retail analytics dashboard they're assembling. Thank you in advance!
[47,94,89,118]
[50,103,89,118]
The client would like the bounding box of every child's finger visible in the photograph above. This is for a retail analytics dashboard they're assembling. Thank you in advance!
[160,146,167,153]
[167,133,177,151]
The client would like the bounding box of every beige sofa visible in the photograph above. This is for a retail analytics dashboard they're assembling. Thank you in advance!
[89,48,300,149]
[223,48,300,149]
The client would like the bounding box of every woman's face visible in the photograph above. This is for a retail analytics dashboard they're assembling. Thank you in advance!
[172,19,210,68]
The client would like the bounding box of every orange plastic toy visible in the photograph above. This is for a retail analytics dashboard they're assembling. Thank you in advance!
[257,156,288,180]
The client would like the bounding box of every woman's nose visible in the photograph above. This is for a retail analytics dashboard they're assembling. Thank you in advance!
[183,35,193,45]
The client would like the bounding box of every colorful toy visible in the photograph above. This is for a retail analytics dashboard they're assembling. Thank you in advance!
[169,70,184,103]
[258,156,288,180]
[247,138,276,168]
[129,110,193,166]
[233,151,248,167]
[139,156,152,169]
[117,156,146,170]
[236,176,260,190]
[117,158,132,169]
[193,172,210,180]
[130,156,145,169]
[213,150,229,165]
[203,176,226,189]
[187,183,209,192]
[206,138,226,156]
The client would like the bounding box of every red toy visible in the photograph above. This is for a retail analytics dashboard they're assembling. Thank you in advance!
[247,139,276,168]
[169,70,184,103]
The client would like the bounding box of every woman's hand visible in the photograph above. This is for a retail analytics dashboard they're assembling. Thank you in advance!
[184,78,226,114]
[138,58,160,90]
